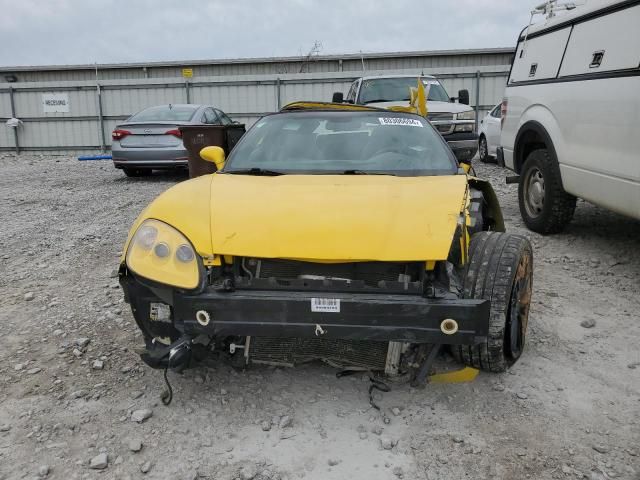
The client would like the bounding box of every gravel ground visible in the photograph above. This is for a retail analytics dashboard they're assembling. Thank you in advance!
[0,154,639,480]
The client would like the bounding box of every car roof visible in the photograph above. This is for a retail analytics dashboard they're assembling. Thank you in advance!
[142,104,205,109]
[280,101,389,113]
[358,74,437,81]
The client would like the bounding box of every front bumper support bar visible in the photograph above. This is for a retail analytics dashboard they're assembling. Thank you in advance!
[173,289,490,345]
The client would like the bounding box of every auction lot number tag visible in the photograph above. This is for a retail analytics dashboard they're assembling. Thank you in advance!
[311,298,341,313]
[379,117,423,127]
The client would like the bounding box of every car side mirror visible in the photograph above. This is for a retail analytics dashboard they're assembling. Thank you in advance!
[199,146,226,171]
[458,89,470,105]
[332,92,344,103]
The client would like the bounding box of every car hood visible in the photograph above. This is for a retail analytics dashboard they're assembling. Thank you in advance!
[121,175,214,261]
[367,100,472,115]
[208,173,468,261]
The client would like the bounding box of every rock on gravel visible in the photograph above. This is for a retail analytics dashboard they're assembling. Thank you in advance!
[89,453,108,469]
[380,436,396,450]
[128,438,143,452]
[239,464,258,480]
[24,292,35,301]
[75,337,90,348]
[278,415,292,429]
[592,444,610,454]
[140,461,152,473]
[38,465,50,477]
[92,359,104,370]
[580,319,596,328]
[131,409,153,423]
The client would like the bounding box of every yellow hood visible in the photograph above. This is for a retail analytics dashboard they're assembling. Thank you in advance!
[121,175,214,261]
[209,174,468,261]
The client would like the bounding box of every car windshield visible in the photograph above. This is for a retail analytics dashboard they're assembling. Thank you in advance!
[358,78,450,104]
[224,111,456,176]
[128,105,198,122]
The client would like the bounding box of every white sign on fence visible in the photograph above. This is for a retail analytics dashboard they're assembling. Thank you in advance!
[42,93,70,113]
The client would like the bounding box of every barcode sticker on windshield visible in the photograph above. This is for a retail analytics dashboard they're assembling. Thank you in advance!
[311,298,341,313]
[379,117,424,127]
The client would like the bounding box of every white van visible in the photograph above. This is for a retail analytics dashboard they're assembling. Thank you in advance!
[499,0,640,234]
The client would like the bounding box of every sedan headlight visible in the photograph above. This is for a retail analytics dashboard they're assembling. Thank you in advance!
[455,110,476,121]
[126,219,200,289]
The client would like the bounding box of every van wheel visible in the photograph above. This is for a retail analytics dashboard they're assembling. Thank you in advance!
[453,232,533,372]
[478,135,489,163]
[518,149,576,234]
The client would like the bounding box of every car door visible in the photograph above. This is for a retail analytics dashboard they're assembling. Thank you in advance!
[485,104,502,155]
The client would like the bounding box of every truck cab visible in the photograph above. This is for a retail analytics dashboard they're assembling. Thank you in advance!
[334,75,478,162]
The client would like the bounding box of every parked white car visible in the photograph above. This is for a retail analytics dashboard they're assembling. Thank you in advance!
[478,103,501,163]
[499,0,640,234]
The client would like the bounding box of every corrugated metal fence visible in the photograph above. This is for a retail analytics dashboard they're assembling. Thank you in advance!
[0,66,509,155]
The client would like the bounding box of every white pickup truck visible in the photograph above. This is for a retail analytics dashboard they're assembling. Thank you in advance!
[499,0,640,233]
[333,75,478,162]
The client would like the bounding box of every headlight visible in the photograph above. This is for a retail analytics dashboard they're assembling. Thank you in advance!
[455,110,476,121]
[454,123,475,133]
[126,219,199,289]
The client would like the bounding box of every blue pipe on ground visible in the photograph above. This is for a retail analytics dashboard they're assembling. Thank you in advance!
[78,154,112,161]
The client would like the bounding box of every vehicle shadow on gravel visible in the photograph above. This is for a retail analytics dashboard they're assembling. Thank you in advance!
[112,170,189,184]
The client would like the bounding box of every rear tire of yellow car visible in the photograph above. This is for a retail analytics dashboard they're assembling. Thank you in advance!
[453,231,533,372]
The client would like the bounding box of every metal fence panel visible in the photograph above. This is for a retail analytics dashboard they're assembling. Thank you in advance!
[0,66,509,153]
[18,120,100,148]
[102,85,187,117]
[280,80,354,106]
[190,83,276,113]
[14,88,98,117]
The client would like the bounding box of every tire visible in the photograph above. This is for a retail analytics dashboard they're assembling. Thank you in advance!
[478,135,489,163]
[454,232,533,373]
[518,149,576,234]
[123,168,152,177]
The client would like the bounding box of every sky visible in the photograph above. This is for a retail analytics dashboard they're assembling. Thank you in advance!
[0,0,542,67]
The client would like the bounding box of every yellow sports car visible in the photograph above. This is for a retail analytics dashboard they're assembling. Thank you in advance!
[119,102,533,384]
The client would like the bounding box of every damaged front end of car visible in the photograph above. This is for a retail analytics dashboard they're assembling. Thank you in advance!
[119,173,505,385]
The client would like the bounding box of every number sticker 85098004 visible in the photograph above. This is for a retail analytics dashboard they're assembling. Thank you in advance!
[378,117,424,127]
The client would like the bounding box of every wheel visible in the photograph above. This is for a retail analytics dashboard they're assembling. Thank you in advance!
[123,168,152,177]
[478,135,489,163]
[518,149,576,234]
[454,232,533,372]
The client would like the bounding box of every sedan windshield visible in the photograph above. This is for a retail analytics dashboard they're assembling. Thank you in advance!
[358,78,450,104]
[128,105,198,122]
[224,111,456,176]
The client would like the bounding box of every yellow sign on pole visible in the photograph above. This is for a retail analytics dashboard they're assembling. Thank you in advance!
[182,68,193,78]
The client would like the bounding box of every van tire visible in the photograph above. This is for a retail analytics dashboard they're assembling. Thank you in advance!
[453,232,533,372]
[518,149,576,234]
